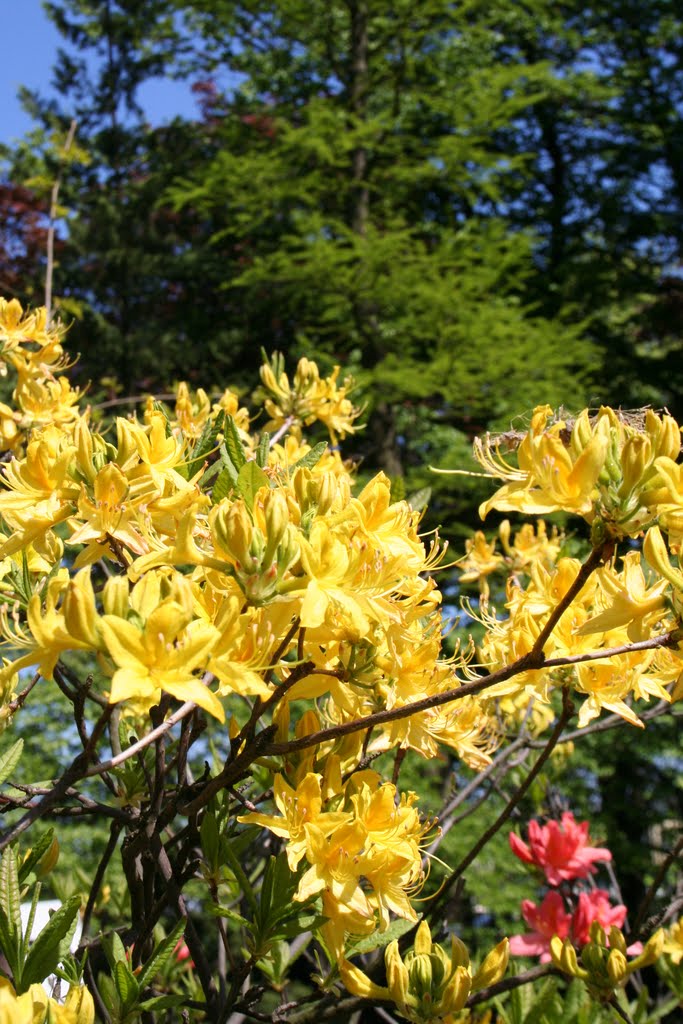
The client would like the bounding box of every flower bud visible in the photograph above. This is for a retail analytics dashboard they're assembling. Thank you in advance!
[385,941,411,1015]
[618,435,652,498]
[648,409,681,461]
[571,410,594,452]
[63,570,100,647]
[472,938,509,991]
[450,934,470,970]
[439,965,471,1015]
[606,948,628,986]
[64,984,95,1024]
[102,575,130,618]
[608,926,627,956]
[211,500,254,568]
[263,489,289,566]
[34,835,60,879]
[644,526,683,591]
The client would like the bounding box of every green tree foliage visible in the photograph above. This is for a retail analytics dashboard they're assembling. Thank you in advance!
[3,0,599,497]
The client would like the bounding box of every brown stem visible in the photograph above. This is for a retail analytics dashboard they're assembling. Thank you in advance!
[532,543,607,655]
[79,819,122,947]
[262,608,677,761]
[467,964,560,1008]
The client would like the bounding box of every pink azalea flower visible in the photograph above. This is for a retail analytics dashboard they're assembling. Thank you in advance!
[509,812,612,886]
[509,891,573,962]
[174,938,195,967]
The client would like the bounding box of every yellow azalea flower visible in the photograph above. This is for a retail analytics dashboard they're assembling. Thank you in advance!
[0,978,34,1024]
[0,978,84,1024]
[238,772,348,869]
[574,656,647,728]
[458,532,503,597]
[577,552,668,641]
[499,518,562,572]
[260,354,361,442]
[0,298,51,356]
[13,373,81,433]
[213,387,251,434]
[662,917,683,965]
[0,569,98,683]
[68,463,150,562]
[117,413,190,490]
[295,520,370,639]
[173,382,212,440]
[208,597,276,699]
[297,819,372,916]
[320,890,376,962]
[100,594,223,719]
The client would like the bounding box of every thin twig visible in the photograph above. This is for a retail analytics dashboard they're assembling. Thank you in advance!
[629,833,683,940]
[269,416,295,448]
[80,699,197,779]
[262,626,676,759]
[79,819,123,946]
[531,544,607,655]
[466,964,560,1007]
[427,689,574,919]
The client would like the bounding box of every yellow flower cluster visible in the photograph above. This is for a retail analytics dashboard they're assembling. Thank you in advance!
[340,920,509,1023]
[0,299,81,452]
[475,405,681,542]
[2,301,681,1001]
[551,923,663,1003]
[469,545,678,729]
[0,301,496,956]
[259,351,361,442]
[458,519,561,598]
[240,767,430,956]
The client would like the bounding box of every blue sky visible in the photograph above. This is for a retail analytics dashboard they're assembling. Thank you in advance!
[1,0,202,146]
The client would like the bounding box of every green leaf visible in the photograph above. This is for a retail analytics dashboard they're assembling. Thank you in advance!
[138,995,188,1011]
[347,915,418,955]
[236,461,270,510]
[208,904,250,927]
[19,828,55,883]
[20,894,81,989]
[407,487,431,512]
[184,410,225,480]
[0,904,19,977]
[256,432,270,468]
[137,918,186,988]
[0,847,21,931]
[102,929,127,971]
[0,738,23,786]
[212,465,236,504]
[114,957,140,1014]
[289,442,327,474]
[200,812,220,871]
[223,415,247,472]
